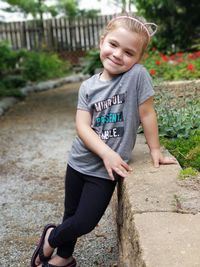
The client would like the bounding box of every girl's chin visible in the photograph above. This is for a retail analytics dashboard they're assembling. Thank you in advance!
[104,66,122,75]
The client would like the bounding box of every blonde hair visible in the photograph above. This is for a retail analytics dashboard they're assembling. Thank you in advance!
[102,14,157,57]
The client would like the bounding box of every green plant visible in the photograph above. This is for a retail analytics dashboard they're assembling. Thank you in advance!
[0,75,26,99]
[2,75,26,88]
[178,167,199,180]
[135,0,199,51]
[21,52,71,81]
[0,41,26,98]
[0,41,16,75]
[0,41,72,98]
[155,93,200,138]
[143,50,200,81]
[160,130,200,171]
[157,92,200,172]
[0,81,24,98]
[0,41,25,76]
[82,49,102,75]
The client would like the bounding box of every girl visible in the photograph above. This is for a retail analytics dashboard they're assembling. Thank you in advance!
[31,14,176,267]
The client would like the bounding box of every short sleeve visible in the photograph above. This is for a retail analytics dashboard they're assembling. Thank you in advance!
[137,66,155,105]
[77,82,90,111]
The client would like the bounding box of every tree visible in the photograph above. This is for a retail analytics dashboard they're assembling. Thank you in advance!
[2,0,101,19]
[56,0,78,18]
[1,0,57,20]
[134,0,200,52]
[56,0,100,18]
[111,0,135,13]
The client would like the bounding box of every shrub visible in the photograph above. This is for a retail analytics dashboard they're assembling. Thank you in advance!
[0,40,72,98]
[143,49,200,81]
[21,51,71,82]
[82,49,102,75]
[0,41,18,75]
[0,41,26,98]
[155,93,200,138]
[135,1,199,52]
[156,93,200,172]
[0,41,25,76]
[0,81,24,98]
[2,75,26,88]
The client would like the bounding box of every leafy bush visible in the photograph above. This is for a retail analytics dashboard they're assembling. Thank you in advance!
[157,93,200,172]
[0,75,26,98]
[0,41,19,75]
[0,42,26,98]
[0,81,24,98]
[0,41,25,75]
[155,93,200,138]
[21,51,71,81]
[143,49,200,81]
[82,49,102,75]
[2,75,26,88]
[0,41,72,98]
[135,0,199,52]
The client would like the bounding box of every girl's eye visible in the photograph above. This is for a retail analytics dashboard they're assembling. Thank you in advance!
[125,51,133,56]
[109,42,117,47]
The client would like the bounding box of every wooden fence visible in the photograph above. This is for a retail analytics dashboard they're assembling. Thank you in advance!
[0,15,113,52]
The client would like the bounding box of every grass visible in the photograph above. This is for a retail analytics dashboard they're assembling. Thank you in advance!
[178,167,199,180]
[160,129,200,179]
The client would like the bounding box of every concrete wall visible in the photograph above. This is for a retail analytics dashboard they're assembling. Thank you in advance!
[117,80,200,267]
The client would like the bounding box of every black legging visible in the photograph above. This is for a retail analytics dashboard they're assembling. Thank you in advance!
[48,164,117,258]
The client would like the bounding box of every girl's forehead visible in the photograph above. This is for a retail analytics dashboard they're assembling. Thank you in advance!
[106,26,139,38]
[105,27,142,43]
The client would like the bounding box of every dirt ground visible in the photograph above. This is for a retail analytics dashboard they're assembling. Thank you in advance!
[0,83,118,267]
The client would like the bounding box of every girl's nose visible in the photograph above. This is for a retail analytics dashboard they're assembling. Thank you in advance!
[113,48,122,59]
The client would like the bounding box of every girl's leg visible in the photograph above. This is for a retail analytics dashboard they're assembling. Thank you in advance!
[33,165,84,266]
[48,168,117,259]
[49,165,85,257]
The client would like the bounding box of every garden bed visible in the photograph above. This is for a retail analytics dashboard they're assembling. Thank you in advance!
[154,79,200,177]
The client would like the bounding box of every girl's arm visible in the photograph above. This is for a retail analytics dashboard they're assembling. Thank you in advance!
[76,109,132,180]
[139,97,177,167]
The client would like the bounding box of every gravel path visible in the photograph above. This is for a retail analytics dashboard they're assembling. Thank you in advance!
[0,82,118,267]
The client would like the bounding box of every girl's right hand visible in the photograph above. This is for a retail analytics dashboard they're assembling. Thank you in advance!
[102,150,133,180]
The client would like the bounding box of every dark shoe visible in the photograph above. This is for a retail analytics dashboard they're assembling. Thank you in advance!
[41,257,77,267]
[31,224,56,267]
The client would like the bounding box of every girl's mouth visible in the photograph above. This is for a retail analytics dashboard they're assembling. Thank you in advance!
[108,57,122,66]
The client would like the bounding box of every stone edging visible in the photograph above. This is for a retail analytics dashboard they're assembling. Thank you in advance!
[117,134,200,267]
[0,73,89,116]
[117,79,200,266]
[154,79,200,98]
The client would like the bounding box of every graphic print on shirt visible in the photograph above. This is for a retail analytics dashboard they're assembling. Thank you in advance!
[92,92,126,141]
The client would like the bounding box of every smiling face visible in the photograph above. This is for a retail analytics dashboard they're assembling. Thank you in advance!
[99,27,144,80]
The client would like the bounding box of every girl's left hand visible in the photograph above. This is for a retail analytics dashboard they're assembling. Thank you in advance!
[150,148,177,168]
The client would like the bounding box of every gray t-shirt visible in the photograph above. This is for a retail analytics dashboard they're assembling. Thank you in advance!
[68,64,154,179]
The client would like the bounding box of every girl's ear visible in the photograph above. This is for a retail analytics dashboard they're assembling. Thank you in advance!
[99,36,104,49]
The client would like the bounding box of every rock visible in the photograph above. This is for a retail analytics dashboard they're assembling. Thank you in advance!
[0,97,18,114]
[20,85,35,96]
